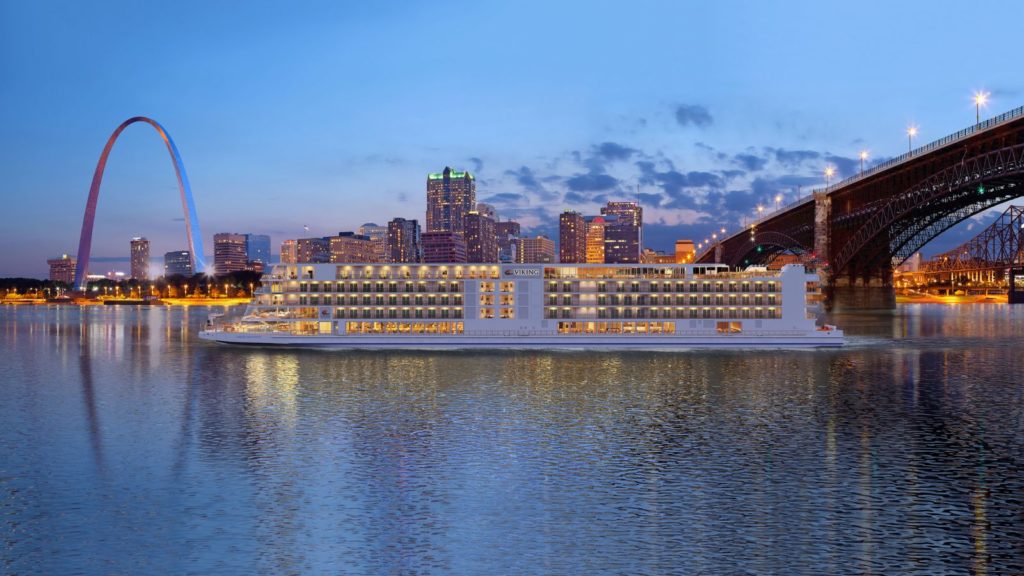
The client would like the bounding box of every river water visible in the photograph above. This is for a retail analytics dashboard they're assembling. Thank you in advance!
[1,304,1022,575]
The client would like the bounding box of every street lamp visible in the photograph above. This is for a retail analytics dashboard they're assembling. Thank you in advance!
[973,91,989,124]
[824,166,835,187]
[774,194,782,211]
[906,125,918,153]
[756,205,764,219]
[859,150,869,175]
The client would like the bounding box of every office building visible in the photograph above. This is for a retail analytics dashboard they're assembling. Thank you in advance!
[421,231,467,263]
[585,216,606,264]
[296,237,330,263]
[496,220,521,263]
[516,235,556,264]
[464,211,497,263]
[329,232,377,263]
[130,237,150,280]
[674,240,696,264]
[601,201,642,264]
[163,250,192,276]
[357,223,388,262]
[214,233,248,275]
[387,218,422,263]
[559,210,586,263]
[280,239,297,264]
[47,254,76,285]
[245,234,271,267]
[426,167,476,234]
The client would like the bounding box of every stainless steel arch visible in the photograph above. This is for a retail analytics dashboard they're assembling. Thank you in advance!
[73,117,206,290]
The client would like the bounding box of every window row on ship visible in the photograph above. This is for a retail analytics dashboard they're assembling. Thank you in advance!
[546,280,779,293]
[249,306,779,320]
[268,279,780,295]
[548,294,778,306]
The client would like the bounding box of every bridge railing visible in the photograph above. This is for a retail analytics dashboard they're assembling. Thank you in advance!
[749,104,1024,229]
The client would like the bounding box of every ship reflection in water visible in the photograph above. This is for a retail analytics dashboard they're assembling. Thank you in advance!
[1,304,1023,574]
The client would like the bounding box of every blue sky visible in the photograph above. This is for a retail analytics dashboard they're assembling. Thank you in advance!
[2,0,1022,277]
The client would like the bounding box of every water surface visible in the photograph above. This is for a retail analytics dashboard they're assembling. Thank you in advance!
[2,304,1023,574]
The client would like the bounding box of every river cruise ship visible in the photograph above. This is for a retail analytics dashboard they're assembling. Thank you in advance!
[199,262,842,348]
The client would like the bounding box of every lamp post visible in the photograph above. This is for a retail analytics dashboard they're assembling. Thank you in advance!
[974,91,989,124]
[774,194,782,211]
[859,150,868,175]
[907,125,918,153]
[824,166,835,187]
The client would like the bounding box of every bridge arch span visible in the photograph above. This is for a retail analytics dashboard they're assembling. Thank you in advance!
[718,230,811,268]
[834,143,1024,278]
[73,117,206,290]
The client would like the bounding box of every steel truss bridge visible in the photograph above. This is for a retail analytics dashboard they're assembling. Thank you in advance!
[697,106,1024,306]
[916,205,1024,280]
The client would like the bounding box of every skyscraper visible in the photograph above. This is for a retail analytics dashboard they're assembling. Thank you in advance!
[516,236,556,264]
[421,231,467,263]
[296,237,330,263]
[585,216,606,264]
[214,233,248,275]
[130,237,150,280]
[328,232,376,263]
[464,211,497,263]
[601,201,643,264]
[475,202,497,220]
[426,167,476,234]
[357,223,388,262]
[164,250,193,276]
[387,218,422,263]
[245,234,271,267]
[280,239,297,264]
[47,254,76,285]
[674,240,696,263]
[559,210,586,263]
[495,220,521,263]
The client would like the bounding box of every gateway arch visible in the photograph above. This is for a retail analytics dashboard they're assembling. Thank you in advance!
[73,116,206,290]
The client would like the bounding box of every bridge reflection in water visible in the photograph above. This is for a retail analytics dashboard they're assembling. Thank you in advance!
[699,105,1024,310]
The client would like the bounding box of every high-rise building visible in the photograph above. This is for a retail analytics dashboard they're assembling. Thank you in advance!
[496,220,521,263]
[641,248,675,264]
[47,254,76,285]
[601,201,642,263]
[674,240,696,264]
[426,167,476,234]
[214,233,248,275]
[130,237,150,280]
[585,216,606,264]
[245,234,271,266]
[559,210,586,263]
[280,239,298,264]
[517,235,556,264]
[329,232,376,263]
[464,211,497,263]
[421,231,467,263]
[164,250,193,276]
[387,218,422,263]
[296,237,330,263]
[357,223,388,262]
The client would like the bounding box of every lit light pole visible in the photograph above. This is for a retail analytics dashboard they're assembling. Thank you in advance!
[906,125,918,153]
[859,150,868,175]
[774,194,782,211]
[756,205,764,219]
[974,91,989,124]
[824,166,835,187]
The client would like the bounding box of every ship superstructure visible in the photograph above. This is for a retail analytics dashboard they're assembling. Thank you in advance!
[199,263,842,348]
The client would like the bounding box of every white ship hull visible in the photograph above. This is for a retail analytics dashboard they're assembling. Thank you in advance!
[198,330,843,349]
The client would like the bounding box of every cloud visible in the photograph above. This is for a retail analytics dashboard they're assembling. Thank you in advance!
[768,147,820,167]
[468,156,484,174]
[675,104,713,128]
[565,172,619,192]
[824,154,858,179]
[734,153,767,172]
[504,166,559,201]
[594,142,637,161]
[481,192,527,205]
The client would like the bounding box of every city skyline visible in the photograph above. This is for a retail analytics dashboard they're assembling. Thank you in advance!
[4,1,1024,277]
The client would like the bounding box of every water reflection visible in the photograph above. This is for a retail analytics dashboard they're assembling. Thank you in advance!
[1,304,1023,574]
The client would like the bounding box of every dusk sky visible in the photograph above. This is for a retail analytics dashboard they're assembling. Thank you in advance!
[2,0,1022,277]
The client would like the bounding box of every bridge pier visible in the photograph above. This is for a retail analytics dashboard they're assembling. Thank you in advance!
[828,270,896,311]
